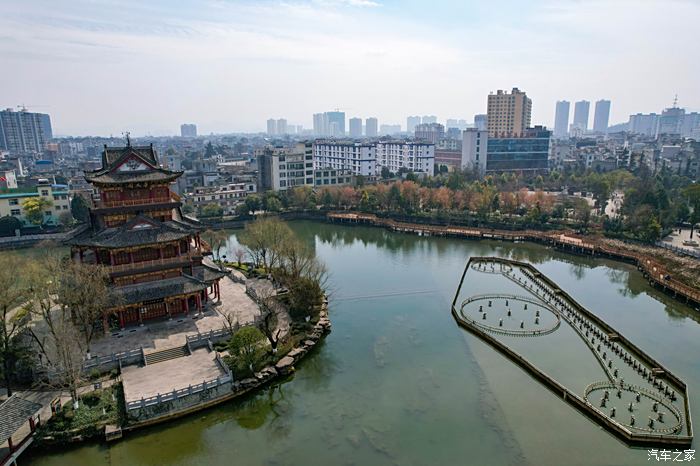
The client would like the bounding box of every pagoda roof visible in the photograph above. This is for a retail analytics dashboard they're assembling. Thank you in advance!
[114,275,209,306]
[85,143,183,186]
[66,215,195,249]
[193,260,229,283]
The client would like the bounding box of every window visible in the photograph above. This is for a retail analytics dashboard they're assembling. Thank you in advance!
[63,205,68,210]
[44,211,52,216]
[55,206,61,211]
[9,199,18,206]
[41,190,49,196]
[10,209,20,216]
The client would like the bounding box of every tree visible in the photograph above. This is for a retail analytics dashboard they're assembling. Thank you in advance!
[205,141,216,158]
[205,229,229,263]
[287,276,323,321]
[0,215,21,236]
[70,196,90,223]
[58,211,74,227]
[201,203,224,218]
[233,247,247,266]
[27,258,99,407]
[0,255,32,396]
[243,194,261,214]
[182,203,194,215]
[238,217,294,272]
[381,166,392,180]
[22,197,53,226]
[228,326,264,372]
[266,196,282,212]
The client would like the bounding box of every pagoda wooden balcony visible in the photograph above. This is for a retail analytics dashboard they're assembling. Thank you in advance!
[96,197,172,209]
[109,254,193,273]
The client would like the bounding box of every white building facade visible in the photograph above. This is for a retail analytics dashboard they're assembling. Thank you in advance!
[375,141,434,175]
[313,141,376,177]
[461,128,488,175]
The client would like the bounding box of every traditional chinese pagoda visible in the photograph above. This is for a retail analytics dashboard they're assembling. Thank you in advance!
[67,140,225,329]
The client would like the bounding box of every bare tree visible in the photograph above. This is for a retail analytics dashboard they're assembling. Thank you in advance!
[27,258,113,407]
[205,229,229,263]
[238,218,294,273]
[255,287,282,354]
[0,255,32,396]
[233,247,247,267]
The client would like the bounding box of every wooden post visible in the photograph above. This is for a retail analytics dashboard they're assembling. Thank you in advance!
[196,293,202,313]
[119,311,125,330]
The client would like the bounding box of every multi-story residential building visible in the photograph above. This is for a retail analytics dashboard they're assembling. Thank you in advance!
[414,123,445,144]
[487,88,532,137]
[180,124,197,138]
[267,119,277,136]
[326,111,345,136]
[365,118,378,137]
[422,115,437,124]
[657,106,684,137]
[628,113,659,136]
[314,141,376,177]
[0,108,53,154]
[461,129,488,175]
[349,118,363,138]
[0,179,70,227]
[572,100,590,132]
[485,126,552,173]
[191,182,256,215]
[375,141,434,175]
[258,142,315,191]
[474,114,488,131]
[312,113,324,136]
[276,118,288,135]
[407,116,421,133]
[446,119,468,130]
[380,124,401,135]
[313,169,355,188]
[593,100,611,133]
[553,101,570,139]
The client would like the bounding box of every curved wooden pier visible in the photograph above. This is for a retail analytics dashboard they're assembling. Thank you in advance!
[451,256,693,447]
[327,212,700,308]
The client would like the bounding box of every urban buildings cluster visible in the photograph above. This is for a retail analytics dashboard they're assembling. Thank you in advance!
[2,87,700,230]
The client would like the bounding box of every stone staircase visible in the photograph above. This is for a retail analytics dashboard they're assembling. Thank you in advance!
[144,345,189,366]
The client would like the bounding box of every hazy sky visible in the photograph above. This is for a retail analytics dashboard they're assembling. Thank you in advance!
[1,0,698,136]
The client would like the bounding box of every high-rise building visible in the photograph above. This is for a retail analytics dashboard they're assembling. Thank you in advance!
[0,108,53,153]
[349,117,363,138]
[572,100,590,131]
[486,126,551,173]
[593,100,611,133]
[180,123,197,138]
[461,128,488,175]
[628,113,659,136]
[446,119,468,130]
[422,115,437,124]
[365,118,378,137]
[379,124,401,135]
[407,116,421,133]
[657,106,684,137]
[486,88,531,137]
[313,113,325,136]
[276,118,288,135]
[414,123,445,144]
[474,114,488,131]
[326,111,345,136]
[553,101,570,139]
[267,119,277,136]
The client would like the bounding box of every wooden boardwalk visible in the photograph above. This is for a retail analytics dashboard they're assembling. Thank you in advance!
[327,212,700,308]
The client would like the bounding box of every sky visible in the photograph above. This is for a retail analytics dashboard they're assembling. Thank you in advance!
[1,0,699,137]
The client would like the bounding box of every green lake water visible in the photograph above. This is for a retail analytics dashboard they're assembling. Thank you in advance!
[25,221,700,465]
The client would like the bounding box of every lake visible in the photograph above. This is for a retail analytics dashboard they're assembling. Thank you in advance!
[27,220,700,466]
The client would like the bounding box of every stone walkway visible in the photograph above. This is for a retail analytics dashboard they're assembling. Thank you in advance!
[121,349,224,403]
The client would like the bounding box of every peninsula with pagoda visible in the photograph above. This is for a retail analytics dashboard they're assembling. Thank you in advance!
[66,141,226,330]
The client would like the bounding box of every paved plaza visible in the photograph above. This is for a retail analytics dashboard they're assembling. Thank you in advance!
[121,348,225,403]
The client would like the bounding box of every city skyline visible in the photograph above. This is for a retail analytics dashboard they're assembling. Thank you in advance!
[1,0,699,136]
